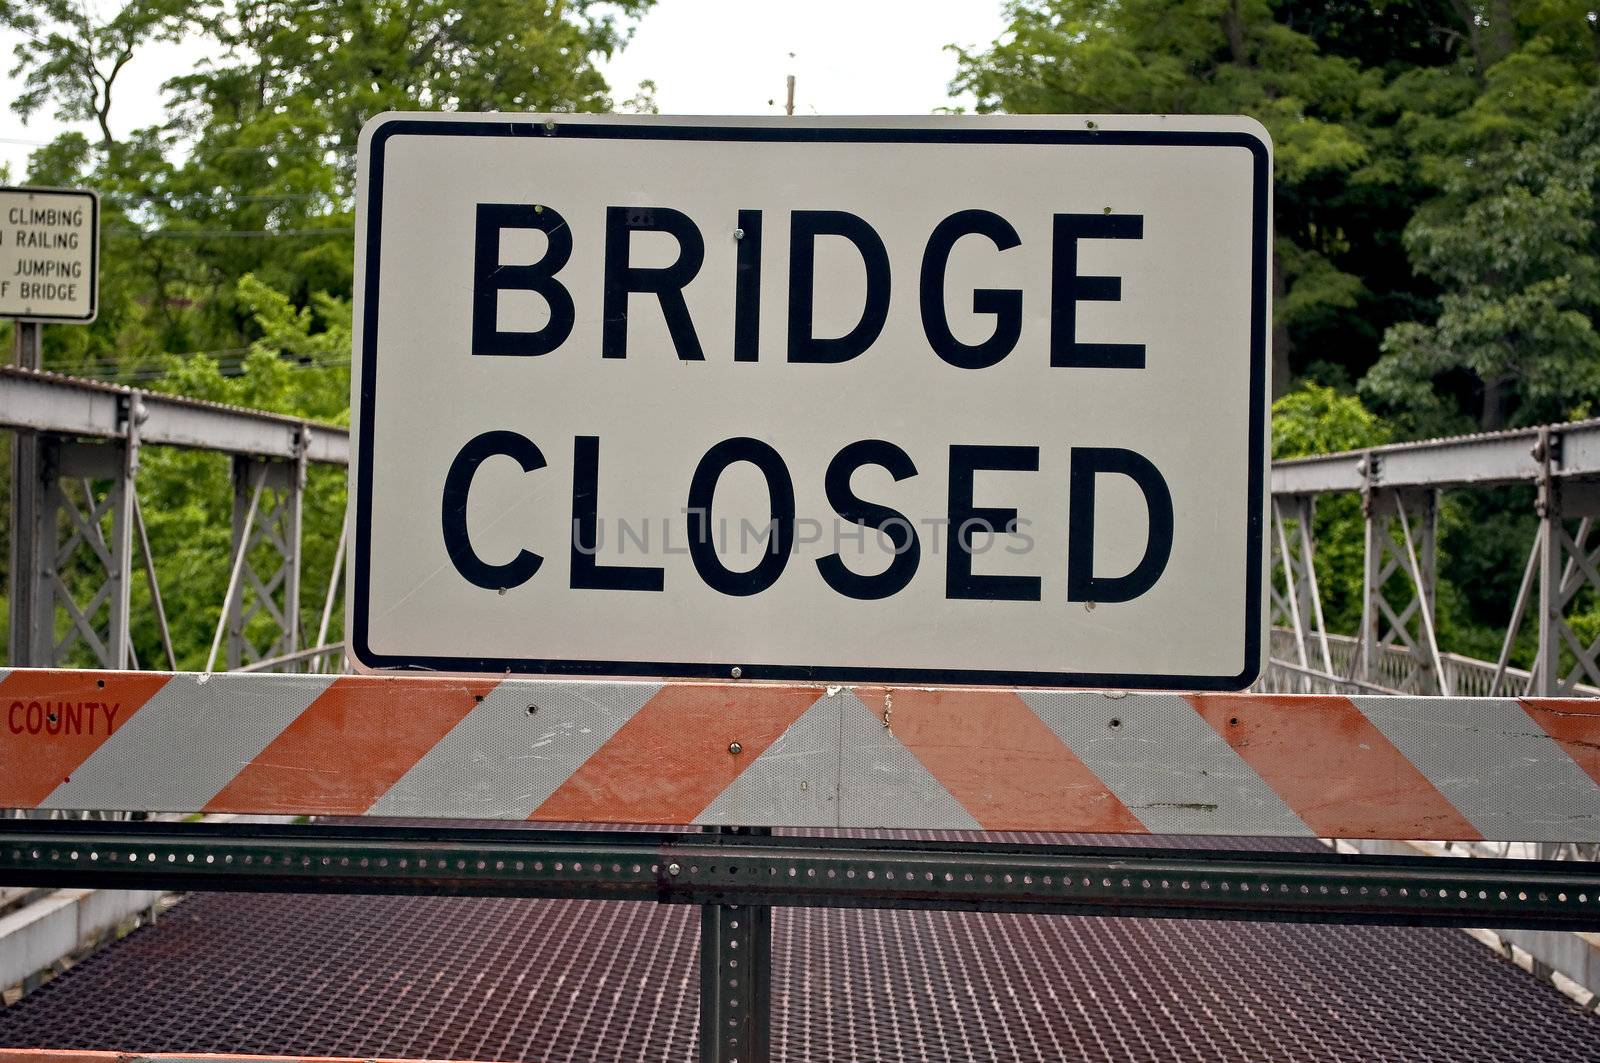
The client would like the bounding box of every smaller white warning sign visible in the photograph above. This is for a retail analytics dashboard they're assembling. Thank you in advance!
[0,186,99,323]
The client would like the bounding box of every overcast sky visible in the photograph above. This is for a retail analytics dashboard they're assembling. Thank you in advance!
[0,0,1008,177]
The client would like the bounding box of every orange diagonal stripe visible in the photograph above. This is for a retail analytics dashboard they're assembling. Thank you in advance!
[880,687,1145,833]
[204,676,496,816]
[0,670,170,807]
[1188,693,1481,840]
[533,683,823,825]
[1520,699,1600,788]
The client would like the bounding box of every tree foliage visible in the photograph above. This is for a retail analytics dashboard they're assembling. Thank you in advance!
[1365,81,1600,432]
[5,0,192,148]
[0,0,652,668]
[956,0,1600,427]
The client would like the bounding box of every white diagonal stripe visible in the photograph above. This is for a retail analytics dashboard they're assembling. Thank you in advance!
[369,680,659,819]
[43,673,335,813]
[696,692,842,827]
[1020,691,1313,836]
[1360,696,1600,843]
[838,692,981,831]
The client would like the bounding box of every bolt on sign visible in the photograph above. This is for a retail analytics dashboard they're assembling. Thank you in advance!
[0,186,99,322]
[351,114,1270,690]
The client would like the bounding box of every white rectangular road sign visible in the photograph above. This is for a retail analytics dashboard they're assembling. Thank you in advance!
[0,186,98,322]
[351,114,1270,690]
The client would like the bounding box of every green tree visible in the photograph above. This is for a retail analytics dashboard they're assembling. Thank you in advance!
[1332,2,1600,432]
[1365,78,1600,432]
[181,0,651,180]
[4,0,194,149]
[0,0,654,668]
[2,0,654,380]
[952,0,1443,397]
[954,1,1600,426]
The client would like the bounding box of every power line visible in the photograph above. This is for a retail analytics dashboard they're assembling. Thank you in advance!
[108,227,354,239]
[70,346,251,374]
[66,343,352,382]
[102,191,345,210]
[113,191,334,202]
[72,355,352,384]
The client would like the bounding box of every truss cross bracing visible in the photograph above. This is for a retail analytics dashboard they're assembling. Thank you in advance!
[2,368,345,673]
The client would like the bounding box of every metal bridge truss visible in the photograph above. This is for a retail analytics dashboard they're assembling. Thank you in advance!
[1269,420,1600,698]
[217,455,304,672]
[2,368,349,674]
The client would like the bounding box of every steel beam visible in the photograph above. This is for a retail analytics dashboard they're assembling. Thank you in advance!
[1273,420,1600,496]
[1274,451,1367,495]
[1361,487,1441,692]
[8,435,49,666]
[224,457,303,671]
[0,367,348,465]
[700,903,771,1063]
[699,826,773,1063]
[1539,497,1563,698]
[10,439,137,668]
[4,820,1600,932]
[1535,437,1600,696]
[28,363,1596,494]
[1269,495,1332,688]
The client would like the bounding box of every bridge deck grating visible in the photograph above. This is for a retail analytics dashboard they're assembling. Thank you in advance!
[0,830,1596,1062]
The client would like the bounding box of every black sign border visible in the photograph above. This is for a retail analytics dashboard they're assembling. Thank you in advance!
[353,118,1269,691]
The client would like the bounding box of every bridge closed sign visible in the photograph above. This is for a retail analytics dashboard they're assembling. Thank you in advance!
[351,114,1269,690]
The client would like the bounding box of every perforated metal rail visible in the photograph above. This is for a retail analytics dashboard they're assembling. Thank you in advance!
[4,820,1600,930]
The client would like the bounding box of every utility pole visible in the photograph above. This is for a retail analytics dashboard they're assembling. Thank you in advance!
[785,74,795,117]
